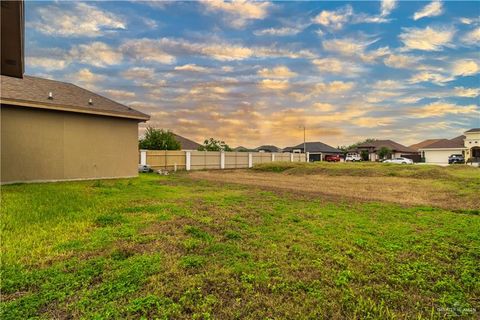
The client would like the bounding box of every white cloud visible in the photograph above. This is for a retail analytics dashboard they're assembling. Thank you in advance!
[103,89,136,100]
[174,64,210,72]
[383,54,421,69]
[121,67,155,80]
[462,27,480,45]
[69,42,122,67]
[201,0,271,28]
[26,57,68,70]
[413,1,443,21]
[258,66,297,78]
[407,102,479,118]
[313,5,353,30]
[408,71,453,85]
[322,37,388,62]
[254,27,303,36]
[258,79,289,90]
[31,3,125,37]
[381,0,397,17]
[453,87,480,98]
[121,37,313,62]
[399,26,455,51]
[120,39,176,64]
[312,58,364,75]
[451,59,479,77]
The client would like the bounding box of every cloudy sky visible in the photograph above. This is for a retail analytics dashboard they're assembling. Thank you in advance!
[25,0,479,148]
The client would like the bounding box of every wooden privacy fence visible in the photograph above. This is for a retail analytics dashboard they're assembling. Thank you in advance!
[139,150,306,171]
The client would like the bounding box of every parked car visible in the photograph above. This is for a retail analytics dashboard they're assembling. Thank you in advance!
[383,157,413,164]
[325,154,341,162]
[345,153,362,162]
[448,154,465,164]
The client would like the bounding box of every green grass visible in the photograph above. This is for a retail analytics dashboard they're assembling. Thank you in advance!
[1,173,479,319]
[253,161,480,180]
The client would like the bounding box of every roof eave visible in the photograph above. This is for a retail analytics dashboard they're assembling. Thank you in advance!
[1,98,150,121]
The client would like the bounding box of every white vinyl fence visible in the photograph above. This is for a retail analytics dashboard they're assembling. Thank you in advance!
[139,150,307,171]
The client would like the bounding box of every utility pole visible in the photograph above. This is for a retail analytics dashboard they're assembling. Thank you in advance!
[303,126,307,162]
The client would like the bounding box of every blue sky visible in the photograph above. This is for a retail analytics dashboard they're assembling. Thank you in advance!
[24,1,480,148]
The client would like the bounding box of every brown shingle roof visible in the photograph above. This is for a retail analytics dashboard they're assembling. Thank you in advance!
[356,140,416,153]
[420,136,465,149]
[173,133,202,150]
[409,139,445,151]
[1,75,150,120]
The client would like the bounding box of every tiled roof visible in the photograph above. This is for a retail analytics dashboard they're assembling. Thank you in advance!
[283,141,341,153]
[255,145,281,152]
[356,140,416,153]
[420,136,465,149]
[173,133,202,150]
[1,75,149,120]
[465,128,480,133]
[409,139,445,151]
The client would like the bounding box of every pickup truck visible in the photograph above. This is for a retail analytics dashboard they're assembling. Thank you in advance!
[324,154,341,162]
[345,153,362,162]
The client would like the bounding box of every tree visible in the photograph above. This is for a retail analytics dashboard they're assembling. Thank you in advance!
[378,147,392,160]
[139,127,181,150]
[198,138,232,151]
[360,150,369,161]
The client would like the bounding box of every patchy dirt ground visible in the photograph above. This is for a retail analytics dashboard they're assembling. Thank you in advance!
[188,170,479,210]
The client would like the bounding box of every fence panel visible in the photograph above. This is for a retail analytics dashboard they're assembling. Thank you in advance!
[142,150,306,171]
[145,150,186,170]
[190,151,221,170]
[225,152,249,169]
[273,153,291,162]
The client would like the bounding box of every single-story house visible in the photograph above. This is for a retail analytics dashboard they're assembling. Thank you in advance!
[233,146,253,152]
[283,142,342,162]
[417,129,480,164]
[409,139,444,153]
[173,133,202,151]
[1,75,150,184]
[255,145,281,153]
[355,140,417,162]
[0,1,150,184]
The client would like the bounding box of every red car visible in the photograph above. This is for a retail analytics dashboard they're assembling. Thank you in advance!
[324,154,341,162]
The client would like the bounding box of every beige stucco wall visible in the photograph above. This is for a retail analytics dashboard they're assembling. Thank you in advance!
[423,149,464,164]
[1,105,140,183]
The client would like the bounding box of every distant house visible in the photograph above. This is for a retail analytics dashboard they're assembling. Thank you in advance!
[418,129,480,164]
[283,142,342,162]
[173,133,202,151]
[233,146,253,152]
[355,140,417,162]
[255,145,281,153]
[409,139,444,152]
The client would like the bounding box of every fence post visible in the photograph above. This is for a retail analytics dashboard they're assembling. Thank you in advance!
[220,151,225,169]
[290,153,294,162]
[271,153,275,162]
[140,150,147,165]
[248,153,253,168]
[186,151,191,171]
[306,152,309,162]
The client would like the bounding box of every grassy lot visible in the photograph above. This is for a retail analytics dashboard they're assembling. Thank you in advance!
[1,164,479,319]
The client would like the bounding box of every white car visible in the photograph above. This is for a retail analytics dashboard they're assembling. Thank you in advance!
[383,157,413,164]
[345,153,362,161]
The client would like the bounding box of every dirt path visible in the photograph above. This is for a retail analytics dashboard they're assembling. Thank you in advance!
[188,170,474,210]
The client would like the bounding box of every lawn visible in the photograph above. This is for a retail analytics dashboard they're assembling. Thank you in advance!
[1,164,479,319]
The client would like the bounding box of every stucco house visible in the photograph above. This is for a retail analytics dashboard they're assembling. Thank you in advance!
[1,76,150,184]
[0,2,150,184]
[283,141,341,162]
[418,129,480,164]
[355,140,417,162]
[255,145,282,153]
